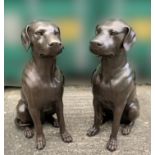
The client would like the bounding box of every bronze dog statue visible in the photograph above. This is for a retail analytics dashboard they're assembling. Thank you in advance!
[15,21,73,150]
[87,19,139,152]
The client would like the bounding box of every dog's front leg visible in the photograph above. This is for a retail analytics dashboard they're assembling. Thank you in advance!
[107,104,125,152]
[56,100,73,143]
[29,108,46,150]
[87,97,101,136]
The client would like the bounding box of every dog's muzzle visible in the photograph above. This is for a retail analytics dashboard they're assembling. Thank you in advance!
[89,41,103,54]
[90,41,103,51]
[40,42,64,57]
[89,41,115,56]
[48,42,64,52]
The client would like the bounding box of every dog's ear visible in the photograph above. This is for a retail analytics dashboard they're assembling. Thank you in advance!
[57,27,60,33]
[96,24,99,30]
[122,27,136,52]
[21,25,31,51]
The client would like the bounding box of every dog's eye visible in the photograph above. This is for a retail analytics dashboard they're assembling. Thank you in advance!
[54,30,59,35]
[110,30,119,35]
[35,31,44,36]
[96,28,102,34]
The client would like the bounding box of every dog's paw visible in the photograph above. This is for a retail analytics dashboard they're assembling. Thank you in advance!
[52,119,59,128]
[24,127,34,138]
[36,135,46,150]
[61,131,73,143]
[87,127,99,137]
[106,138,117,152]
[121,125,132,135]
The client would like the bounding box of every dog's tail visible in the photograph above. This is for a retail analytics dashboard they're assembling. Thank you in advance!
[14,117,33,129]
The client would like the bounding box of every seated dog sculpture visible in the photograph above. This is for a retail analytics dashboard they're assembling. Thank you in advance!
[87,19,139,152]
[15,21,73,150]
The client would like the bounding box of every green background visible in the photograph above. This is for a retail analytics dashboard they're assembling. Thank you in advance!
[4,0,151,86]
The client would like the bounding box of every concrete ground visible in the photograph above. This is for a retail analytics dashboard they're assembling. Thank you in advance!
[4,85,150,155]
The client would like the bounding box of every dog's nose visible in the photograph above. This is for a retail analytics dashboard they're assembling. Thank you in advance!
[90,41,102,48]
[48,42,62,47]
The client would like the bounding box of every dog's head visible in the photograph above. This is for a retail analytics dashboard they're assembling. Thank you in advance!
[90,19,136,56]
[21,21,64,57]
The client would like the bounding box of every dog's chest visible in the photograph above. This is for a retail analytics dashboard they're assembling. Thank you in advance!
[24,65,63,98]
[32,80,63,112]
[93,77,113,100]
[37,79,62,99]
[25,75,63,104]
[93,73,132,102]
